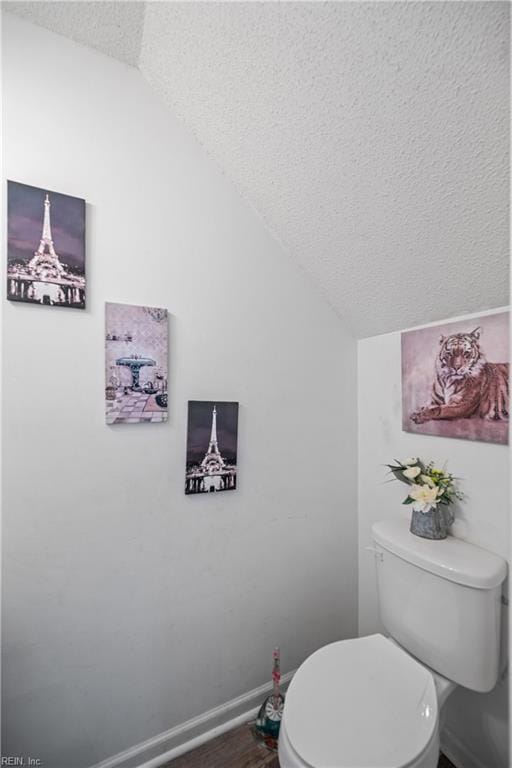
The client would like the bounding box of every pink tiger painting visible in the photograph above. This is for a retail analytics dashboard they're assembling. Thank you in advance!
[402,312,509,445]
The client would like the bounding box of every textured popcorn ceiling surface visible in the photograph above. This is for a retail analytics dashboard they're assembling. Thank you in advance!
[5,1,144,66]
[6,1,510,337]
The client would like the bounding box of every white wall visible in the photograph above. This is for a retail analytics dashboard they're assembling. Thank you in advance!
[358,309,509,768]
[1,15,358,768]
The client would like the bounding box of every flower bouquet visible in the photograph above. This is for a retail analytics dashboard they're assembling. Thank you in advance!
[386,457,463,540]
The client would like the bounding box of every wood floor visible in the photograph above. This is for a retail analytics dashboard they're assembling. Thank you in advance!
[164,722,457,767]
[164,723,278,768]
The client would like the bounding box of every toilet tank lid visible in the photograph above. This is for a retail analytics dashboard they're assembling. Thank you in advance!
[372,519,507,589]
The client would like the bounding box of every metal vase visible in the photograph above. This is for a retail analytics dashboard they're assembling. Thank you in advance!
[410,507,449,540]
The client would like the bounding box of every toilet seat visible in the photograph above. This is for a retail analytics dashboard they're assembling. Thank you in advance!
[281,634,438,768]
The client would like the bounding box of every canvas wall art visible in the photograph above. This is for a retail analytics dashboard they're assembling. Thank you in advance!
[105,302,168,425]
[402,311,509,445]
[185,401,239,494]
[7,180,86,308]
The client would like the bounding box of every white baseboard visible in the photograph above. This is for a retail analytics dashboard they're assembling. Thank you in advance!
[90,670,295,768]
[441,728,488,768]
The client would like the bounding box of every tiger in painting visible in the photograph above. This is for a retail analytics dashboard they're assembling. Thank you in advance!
[411,327,509,424]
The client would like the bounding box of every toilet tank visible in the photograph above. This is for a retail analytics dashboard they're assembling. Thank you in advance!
[371,519,507,692]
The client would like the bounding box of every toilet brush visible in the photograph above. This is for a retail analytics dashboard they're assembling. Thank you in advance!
[254,647,285,749]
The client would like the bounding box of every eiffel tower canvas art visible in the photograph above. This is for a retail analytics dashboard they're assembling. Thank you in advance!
[185,401,239,494]
[7,181,86,308]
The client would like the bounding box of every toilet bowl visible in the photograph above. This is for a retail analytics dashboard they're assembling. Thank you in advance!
[278,519,506,768]
[278,634,442,768]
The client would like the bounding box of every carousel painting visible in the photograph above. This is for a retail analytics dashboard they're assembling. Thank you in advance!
[105,302,168,424]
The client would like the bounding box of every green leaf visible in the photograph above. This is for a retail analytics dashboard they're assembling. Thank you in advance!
[394,474,414,487]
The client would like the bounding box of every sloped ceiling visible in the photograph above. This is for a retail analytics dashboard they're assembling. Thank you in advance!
[4,1,144,66]
[5,1,510,337]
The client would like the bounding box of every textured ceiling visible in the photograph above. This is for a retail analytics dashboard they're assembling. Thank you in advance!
[5,1,144,66]
[5,2,510,337]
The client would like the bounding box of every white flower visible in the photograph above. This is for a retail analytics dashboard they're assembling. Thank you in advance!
[409,484,440,513]
[403,457,417,466]
[420,474,436,487]
[403,466,421,480]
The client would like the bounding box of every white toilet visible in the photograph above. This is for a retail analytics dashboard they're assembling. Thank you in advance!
[278,518,507,768]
